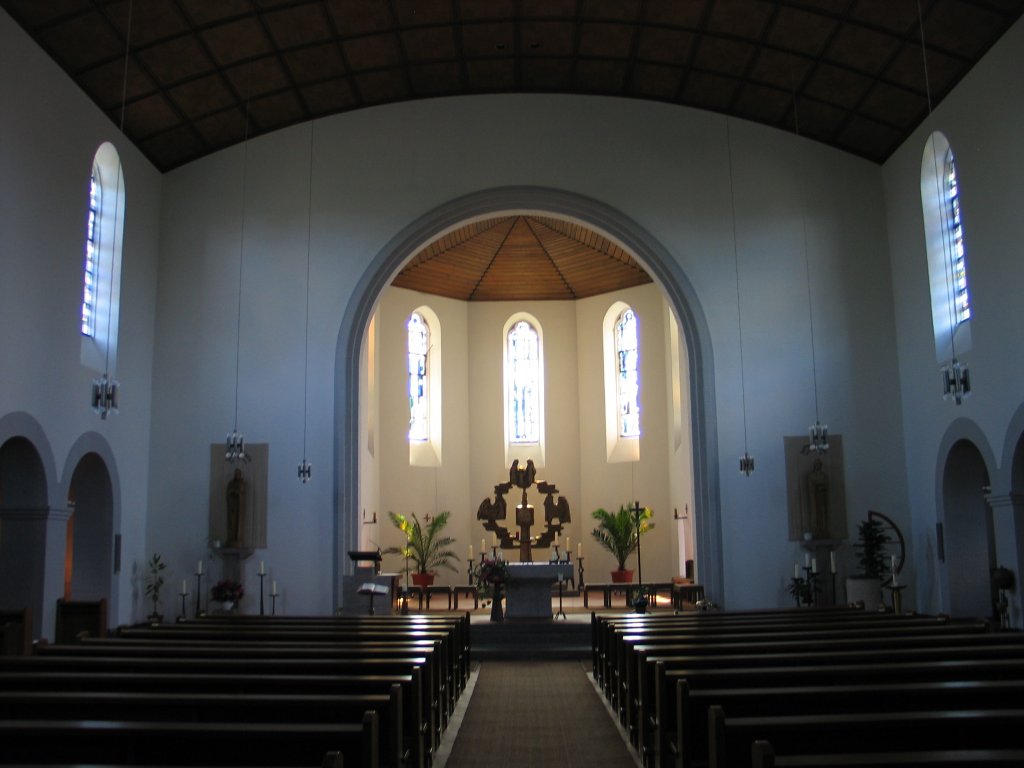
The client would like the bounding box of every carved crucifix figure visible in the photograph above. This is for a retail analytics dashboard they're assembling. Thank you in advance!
[477,459,571,563]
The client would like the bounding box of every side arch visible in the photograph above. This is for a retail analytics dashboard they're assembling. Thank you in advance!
[334,186,722,606]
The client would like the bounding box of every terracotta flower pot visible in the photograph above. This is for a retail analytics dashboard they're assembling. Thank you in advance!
[411,572,435,588]
[610,569,634,583]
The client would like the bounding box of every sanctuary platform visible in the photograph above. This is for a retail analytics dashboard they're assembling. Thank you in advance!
[469,611,592,660]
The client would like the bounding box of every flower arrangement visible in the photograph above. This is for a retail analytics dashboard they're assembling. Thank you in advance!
[476,557,509,588]
[211,579,244,603]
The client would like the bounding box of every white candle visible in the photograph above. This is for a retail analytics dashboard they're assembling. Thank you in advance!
[259,560,265,575]
[565,537,570,554]
[271,580,278,596]
[468,544,473,560]
[492,532,497,547]
[555,531,560,545]
[181,580,188,595]
[830,551,837,574]
[804,552,810,568]
[794,563,800,579]
[481,538,486,553]
[812,557,817,574]
[577,542,582,559]
[197,560,203,575]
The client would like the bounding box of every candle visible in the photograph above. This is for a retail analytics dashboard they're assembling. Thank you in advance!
[259,560,265,575]
[181,579,188,595]
[811,557,817,574]
[481,538,486,553]
[492,532,497,547]
[565,537,570,553]
[830,551,837,574]
[794,563,800,579]
[197,560,203,575]
[555,531,560,545]
[804,553,810,568]
[577,542,582,558]
[271,580,278,596]
[468,544,473,560]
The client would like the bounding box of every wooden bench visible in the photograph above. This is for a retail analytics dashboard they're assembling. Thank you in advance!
[751,740,1024,768]
[710,705,1024,768]
[425,585,452,610]
[0,714,380,767]
[0,687,404,768]
[655,657,1024,768]
[452,585,479,610]
[677,678,1024,768]
[0,607,32,656]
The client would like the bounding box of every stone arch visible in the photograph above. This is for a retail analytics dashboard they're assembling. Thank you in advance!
[935,419,996,619]
[0,412,59,637]
[62,432,121,621]
[335,187,722,606]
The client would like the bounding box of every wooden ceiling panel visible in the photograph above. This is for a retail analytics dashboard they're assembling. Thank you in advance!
[4,0,1020,171]
[393,216,652,301]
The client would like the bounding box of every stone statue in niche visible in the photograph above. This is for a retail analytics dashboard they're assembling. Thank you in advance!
[806,458,829,539]
[226,468,246,546]
[784,435,846,542]
[209,444,268,551]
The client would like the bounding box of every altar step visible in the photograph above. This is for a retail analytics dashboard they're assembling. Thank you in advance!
[470,618,591,660]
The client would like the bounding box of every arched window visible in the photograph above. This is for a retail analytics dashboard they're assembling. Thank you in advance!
[615,307,640,438]
[81,171,101,336]
[507,319,540,444]
[944,149,970,325]
[407,312,429,442]
[80,143,125,373]
[921,131,972,363]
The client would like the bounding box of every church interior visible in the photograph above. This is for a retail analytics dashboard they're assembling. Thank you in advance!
[3,3,1024,761]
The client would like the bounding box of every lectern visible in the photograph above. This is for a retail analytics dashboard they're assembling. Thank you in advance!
[340,550,399,615]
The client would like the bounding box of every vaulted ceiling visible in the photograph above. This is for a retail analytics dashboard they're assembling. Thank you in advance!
[6,0,1020,302]
[4,0,1021,173]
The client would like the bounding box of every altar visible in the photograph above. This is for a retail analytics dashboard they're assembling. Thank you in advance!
[504,562,574,619]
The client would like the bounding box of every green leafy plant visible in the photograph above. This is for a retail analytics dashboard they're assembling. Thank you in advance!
[591,504,654,571]
[853,518,891,578]
[144,553,166,618]
[383,511,460,575]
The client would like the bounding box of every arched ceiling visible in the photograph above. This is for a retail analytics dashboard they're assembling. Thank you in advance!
[3,0,1021,172]
[391,214,653,301]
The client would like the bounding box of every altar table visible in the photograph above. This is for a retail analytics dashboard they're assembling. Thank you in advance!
[504,562,574,619]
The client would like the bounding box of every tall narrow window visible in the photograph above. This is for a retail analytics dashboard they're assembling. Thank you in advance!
[507,320,540,443]
[407,312,429,442]
[615,307,640,437]
[81,171,101,337]
[921,131,971,363]
[944,149,970,325]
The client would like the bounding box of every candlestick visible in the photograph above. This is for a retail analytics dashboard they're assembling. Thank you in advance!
[194,571,203,618]
[577,556,586,588]
[179,581,188,621]
[258,572,266,615]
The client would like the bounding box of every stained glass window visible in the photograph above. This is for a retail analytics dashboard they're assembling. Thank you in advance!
[407,312,429,442]
[81,171,100,336]
[615,308,640,437]
[508,320,540,443]
[945,148,970,325]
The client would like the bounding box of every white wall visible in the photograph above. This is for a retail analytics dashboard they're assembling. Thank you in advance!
[4,2,940,617]
[882,17,1024,617]
[0,8,162,632]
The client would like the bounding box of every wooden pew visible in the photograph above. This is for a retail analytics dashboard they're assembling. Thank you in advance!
[0,655,430,768]
[655,657,1024,768]
[0,607,32,656]
[751,740,1024,768]
[633,630,1024,760]
[0,669,423,768]
[677,678,1024,768]
[0,687,403,768]
[0,712,380,767]
[710,705,1024,768]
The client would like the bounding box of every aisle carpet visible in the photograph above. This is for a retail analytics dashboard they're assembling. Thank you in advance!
[438,660,641,768]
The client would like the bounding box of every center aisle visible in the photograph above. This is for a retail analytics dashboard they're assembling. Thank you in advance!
[440,660,641,768]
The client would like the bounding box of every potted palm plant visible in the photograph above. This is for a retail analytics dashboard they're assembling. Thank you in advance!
[591,504,654,583]
[846,517,890,610]
[144,553,166,623]
[384,511,460,587]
